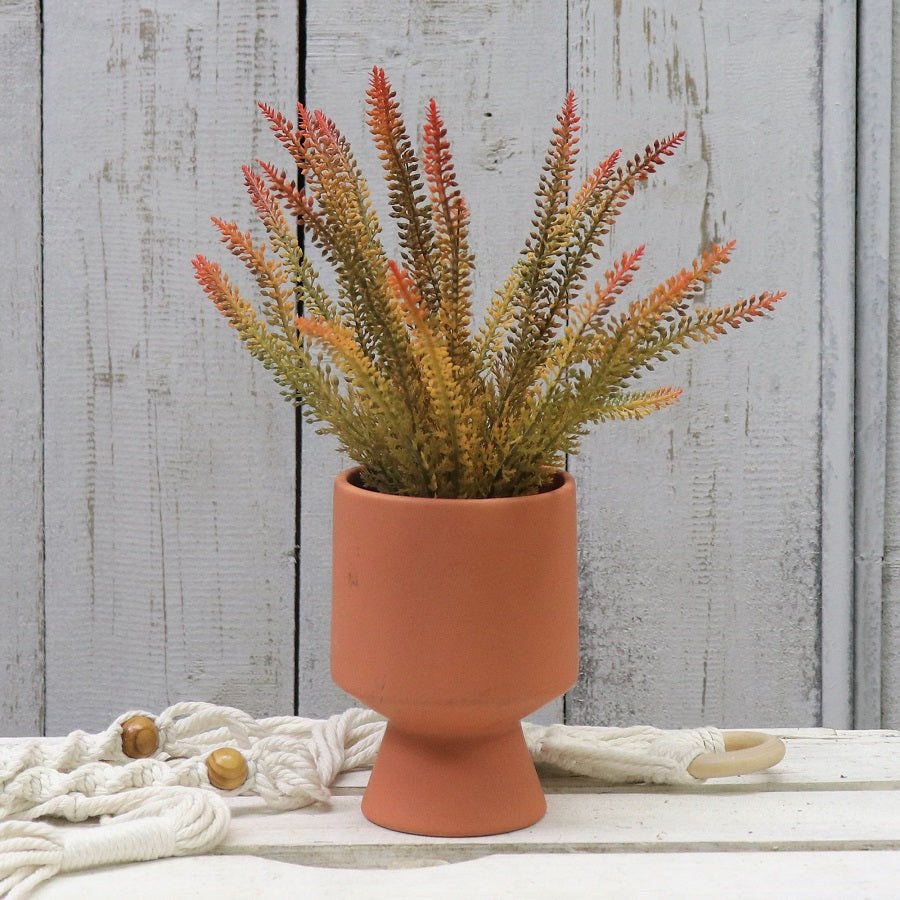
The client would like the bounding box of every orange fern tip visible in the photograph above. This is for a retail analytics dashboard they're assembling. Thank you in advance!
[257,102,306,164]
[257,100,292,131]
[210,216,238,241]
[620,245,646,272]
[192,256,244,325]
[556,91,581,131]
[422,99,448,155]
[632,386,683,417]
[370,65,389,89]
[761,290,787,310]
[424,97,443,128]
[640,386,683,404]
[191,254,219,289]
[696,239,735,259]
[631,131,687,182]
[367,66,399,116]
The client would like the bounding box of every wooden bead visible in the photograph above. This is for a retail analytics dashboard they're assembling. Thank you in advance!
[121,715,159,758]
[207,747,249,791]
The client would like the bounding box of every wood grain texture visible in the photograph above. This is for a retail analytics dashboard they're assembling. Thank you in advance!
[819,0,858,730]
[201,733,900,877]
[3,0,884,735]
[41,0,299,733]
[30,851,900,900]
[301,0,568,718]
[0,0,43,736]
[220,790,900,862]
[854,0,893,730]
[567,2,822,728]
[881,2,900,729]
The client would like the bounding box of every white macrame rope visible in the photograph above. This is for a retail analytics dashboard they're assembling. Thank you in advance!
[524,723,723,785]
[0,787,230,899]
[0,703,725,898]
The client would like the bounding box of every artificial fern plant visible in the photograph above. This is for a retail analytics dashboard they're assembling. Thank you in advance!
[193,67,784,499]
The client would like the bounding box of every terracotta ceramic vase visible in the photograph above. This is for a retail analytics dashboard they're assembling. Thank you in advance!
[331,467,579,837]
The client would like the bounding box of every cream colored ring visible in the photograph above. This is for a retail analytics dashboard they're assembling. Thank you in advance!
[687,730,786,779]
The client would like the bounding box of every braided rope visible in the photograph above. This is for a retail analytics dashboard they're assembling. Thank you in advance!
[0,704,724,897]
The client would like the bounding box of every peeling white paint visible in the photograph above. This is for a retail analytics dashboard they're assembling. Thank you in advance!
[0,0,43,736]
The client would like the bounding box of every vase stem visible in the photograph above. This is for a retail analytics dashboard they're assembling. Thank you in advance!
[361,721,546,837]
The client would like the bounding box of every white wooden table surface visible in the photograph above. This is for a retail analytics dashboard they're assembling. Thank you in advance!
[24,729,900,898]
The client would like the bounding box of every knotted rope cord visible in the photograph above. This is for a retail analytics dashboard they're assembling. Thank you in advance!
[0,702,725,898]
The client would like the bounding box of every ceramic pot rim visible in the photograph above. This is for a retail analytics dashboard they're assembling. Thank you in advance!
[336,466,573,506]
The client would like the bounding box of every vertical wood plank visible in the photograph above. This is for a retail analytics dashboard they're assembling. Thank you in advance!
[301,0,568,717]
[820,0,858,730]
[567,2,822,728]
[880,1,900,729]
[0,0,43,736]
[42,0,299,733]
[854,0,892,729]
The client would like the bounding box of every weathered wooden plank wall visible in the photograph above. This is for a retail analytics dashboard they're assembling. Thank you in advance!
[566,3,823,728]
[0,0,43,736]
[2,0,898,736]
[40,0,299,733]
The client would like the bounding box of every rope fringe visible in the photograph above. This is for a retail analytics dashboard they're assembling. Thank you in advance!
[0,703,724,897]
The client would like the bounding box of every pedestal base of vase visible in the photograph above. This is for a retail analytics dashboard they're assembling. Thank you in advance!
[361,722,545,837]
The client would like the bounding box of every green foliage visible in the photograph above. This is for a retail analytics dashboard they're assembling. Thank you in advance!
[193,67,784,498]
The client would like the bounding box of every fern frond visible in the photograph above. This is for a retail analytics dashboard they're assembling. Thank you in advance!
[422,97,476,377]
[295,312,430,494]
[591,241,736,391]
[241,166,337,324]
[210,217,296,341]
[556,246,646,366]
[472,259,527,384]
[367,67,443,320]
[487,92,581,399]
[555,133,685,306]
[502,384,682,486]
[257,102,305,168]
[294,105,426,417]
[295,314,392,402]
[623,240,734,324]
[389,261,475,496]
[520,246,647,431]
[194,254,255,330]
[642,290,786,357]
[295,107,388,344]
[193,255,307,400]
[588,385,683,422]
[258,160,333,254]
